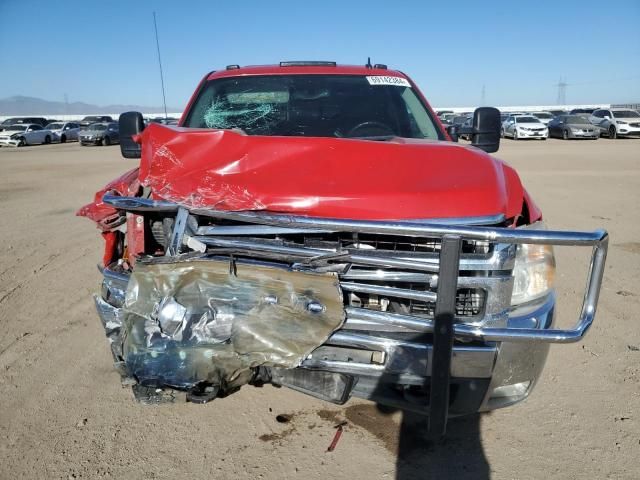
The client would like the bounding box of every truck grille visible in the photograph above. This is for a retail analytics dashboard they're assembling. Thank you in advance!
[191,221,514,328]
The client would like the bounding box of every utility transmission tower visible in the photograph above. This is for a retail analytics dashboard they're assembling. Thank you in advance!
[556,77,567,105]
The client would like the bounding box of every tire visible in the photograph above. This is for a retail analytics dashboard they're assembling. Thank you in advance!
[513,130,518,140]
[60,134,66,143]
[500,128,505,138]
[563,129,569,140]
[609,126,617,139]
[103,136,111,146]
[18,137,26,147]
[541,137,547,141]
[44,135,51,144]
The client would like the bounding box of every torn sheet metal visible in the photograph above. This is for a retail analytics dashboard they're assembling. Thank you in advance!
[120,259,344,392]
[76,167,140,227]
[137,123,524,220]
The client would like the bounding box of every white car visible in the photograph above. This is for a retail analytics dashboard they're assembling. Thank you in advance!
[0,124,54,147]
[530,111,554,125]
[501,115,548,140]
[45,121,82,143]
[589,109,640,139]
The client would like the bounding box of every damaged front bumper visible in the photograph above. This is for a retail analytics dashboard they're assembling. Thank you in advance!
[97,265,556,411]
[93,195,608,436]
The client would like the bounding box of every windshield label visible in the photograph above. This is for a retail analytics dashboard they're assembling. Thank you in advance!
[366,76,411,87]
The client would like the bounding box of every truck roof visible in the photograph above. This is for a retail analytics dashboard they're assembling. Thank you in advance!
[207,63,407,80]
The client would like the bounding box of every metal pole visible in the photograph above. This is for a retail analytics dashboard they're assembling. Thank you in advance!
[153,11,168,119]
[428,235,461,439]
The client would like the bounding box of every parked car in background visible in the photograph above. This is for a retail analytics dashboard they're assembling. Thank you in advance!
[569,108,597,118]
[0,117,49,128]
[548,115,599,140]
[547,109,568,117]
[502,115,548,140]
[459,116,474,140]
[79,122,119,146]
[530,111,554,125]
[45,121,82,143]
[589,109,640,139]
[0,124,53,146]
[79,115,114,127]
[440,113,458,124]
[450,115,470,128]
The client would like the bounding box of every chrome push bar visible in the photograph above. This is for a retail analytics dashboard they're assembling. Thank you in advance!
[102,194,609,344]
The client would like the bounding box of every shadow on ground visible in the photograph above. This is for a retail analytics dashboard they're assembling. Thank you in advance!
[394,409,489,480]
[327,402,489,479]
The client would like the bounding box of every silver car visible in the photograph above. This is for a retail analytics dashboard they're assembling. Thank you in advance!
[502,115,548,140]
[79,122,120,146]
[548,115,599,140]
[0,124,54,147]
[589,109,640,138]
[45,122,82,143]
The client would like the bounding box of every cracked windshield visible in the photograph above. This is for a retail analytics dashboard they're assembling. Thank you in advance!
[184,75,442,139]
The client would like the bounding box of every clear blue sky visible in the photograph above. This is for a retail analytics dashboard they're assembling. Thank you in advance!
[1,0,639,109]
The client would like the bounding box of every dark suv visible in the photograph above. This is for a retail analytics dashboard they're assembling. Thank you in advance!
[79,115,114,127]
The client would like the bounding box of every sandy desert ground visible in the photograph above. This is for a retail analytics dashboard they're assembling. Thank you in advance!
[0,137,638,479]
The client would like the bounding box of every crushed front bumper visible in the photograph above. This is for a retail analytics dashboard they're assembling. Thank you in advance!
[94,194,608,437]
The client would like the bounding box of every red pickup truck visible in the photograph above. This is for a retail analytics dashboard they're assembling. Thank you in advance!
[79,62,607,436]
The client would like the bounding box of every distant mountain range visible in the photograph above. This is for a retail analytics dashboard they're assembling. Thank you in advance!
[0,96,180,115]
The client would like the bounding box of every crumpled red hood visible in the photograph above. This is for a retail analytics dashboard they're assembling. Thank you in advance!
[138,124,524,220]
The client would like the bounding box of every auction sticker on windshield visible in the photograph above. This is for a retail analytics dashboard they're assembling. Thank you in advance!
[366,76,411,87]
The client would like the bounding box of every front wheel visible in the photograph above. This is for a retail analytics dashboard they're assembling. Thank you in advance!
[513,130,518,140]
[17,137,26,147]
[44,135,51,144]
[609,126,617,139]
[563,129,569,140]
[500,128,505,138]
[60,134,66,143]
[102,136,111,146]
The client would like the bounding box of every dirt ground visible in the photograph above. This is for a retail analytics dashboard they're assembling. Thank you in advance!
[0,137,638,479]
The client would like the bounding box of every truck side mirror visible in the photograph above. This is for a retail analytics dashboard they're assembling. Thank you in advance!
[471,107,501,153]
[119,111,145,159]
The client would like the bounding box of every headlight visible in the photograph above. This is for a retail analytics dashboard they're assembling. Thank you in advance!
[511,222,556,306]
[10,133,19,139]
[616,121,627,125]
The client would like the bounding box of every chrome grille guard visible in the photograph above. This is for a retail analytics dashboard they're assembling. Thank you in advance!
[103,194,608,346]
[103,194,608,437]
